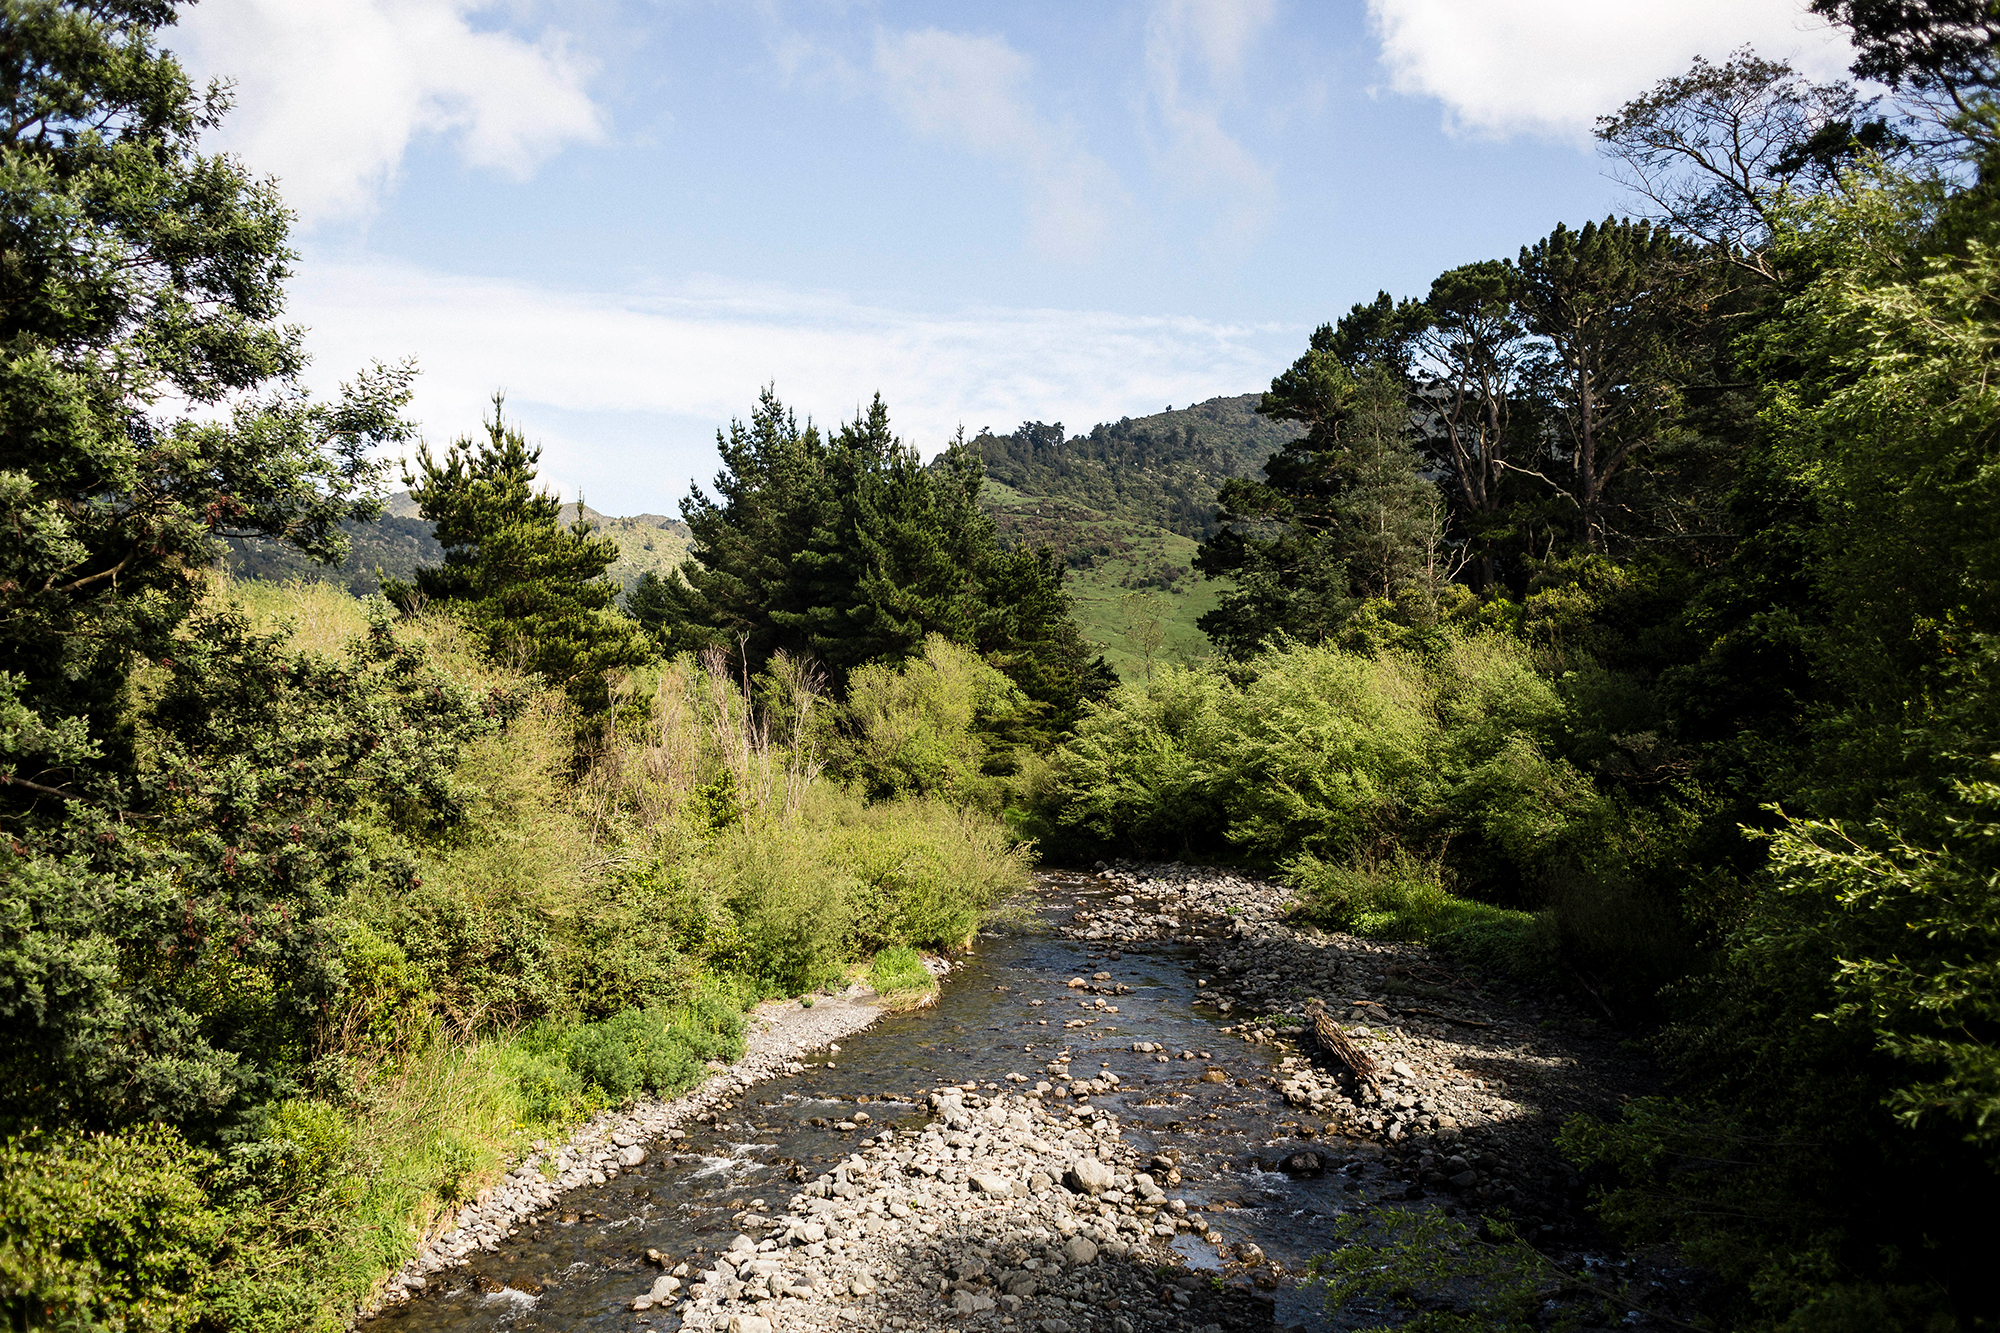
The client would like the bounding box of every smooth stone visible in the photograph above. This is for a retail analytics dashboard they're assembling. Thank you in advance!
[1063,1158,1114,1196]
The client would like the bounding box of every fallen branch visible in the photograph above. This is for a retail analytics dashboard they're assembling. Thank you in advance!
[0,773,82,801]
[1565,964,1618,1025]
[1310,1004,1381,1083]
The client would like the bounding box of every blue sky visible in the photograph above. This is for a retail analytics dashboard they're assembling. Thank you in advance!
[172,0,1855,515]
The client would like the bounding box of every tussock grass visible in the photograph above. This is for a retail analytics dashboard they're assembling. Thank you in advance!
[867,945,938,1009]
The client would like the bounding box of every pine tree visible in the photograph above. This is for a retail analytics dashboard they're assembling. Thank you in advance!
[1195,351,1441,657]
[661,388,1113,725]
[386,396,649,710]
[626,568,677,646]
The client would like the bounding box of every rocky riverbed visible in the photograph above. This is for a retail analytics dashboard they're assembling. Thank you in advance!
[371,863,1692,1333]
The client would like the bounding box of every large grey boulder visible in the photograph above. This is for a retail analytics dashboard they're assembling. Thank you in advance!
[1063,1157,1115,1195]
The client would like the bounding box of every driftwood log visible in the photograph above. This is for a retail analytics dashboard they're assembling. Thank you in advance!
[1309,1003,1380,1084]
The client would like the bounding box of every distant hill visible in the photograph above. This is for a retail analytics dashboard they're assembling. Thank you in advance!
[222,514,444,595]
[558,503,694,598]
[971,393,1298,546]
[970,393,1295,679]
[223,495,691,599]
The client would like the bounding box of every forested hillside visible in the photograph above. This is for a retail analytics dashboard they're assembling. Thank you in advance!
[223,494,690,597]
[970,396,1298,676]
[971,394,1297,543]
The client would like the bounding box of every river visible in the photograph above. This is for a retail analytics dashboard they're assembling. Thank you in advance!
[375,870,1416,1332]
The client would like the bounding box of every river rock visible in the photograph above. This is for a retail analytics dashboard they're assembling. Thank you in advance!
[1064,1235,1099,1265]
[1063,1157,1115,1194]
[969,1172,1014,1196]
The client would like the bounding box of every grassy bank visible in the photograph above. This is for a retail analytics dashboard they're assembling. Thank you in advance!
[1283,852,1555,985]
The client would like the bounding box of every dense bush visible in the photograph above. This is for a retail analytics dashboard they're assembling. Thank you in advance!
[1,1125,232,1333]
[701,786,1032,992]
[1041,630,1592,899]
[833,635,1030,803]
[514,989,745,1119]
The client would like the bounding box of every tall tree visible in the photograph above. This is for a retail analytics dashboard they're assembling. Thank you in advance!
[1406,261,1537,588]
[1195,331,1440,657]
[1811,0,2000,116]
[0,0,497,1170]
[1511,218,1704,551]
[660,388,1112,725]
[0,0,413,789]
[658,386,831,663]
[386,397,649,711]
[1595,49,1904,277]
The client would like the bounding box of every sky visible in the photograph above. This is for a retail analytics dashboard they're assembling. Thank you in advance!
[168,0,1858,515]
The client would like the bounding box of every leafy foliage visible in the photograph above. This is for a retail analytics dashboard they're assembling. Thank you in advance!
[1043,630,1591,897]
[0,0,415,777]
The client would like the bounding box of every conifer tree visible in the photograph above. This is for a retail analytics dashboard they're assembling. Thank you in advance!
[1195,348,1440,657]
[626,568,677,646]
[660,387,1112,727]
[387,397,649,711]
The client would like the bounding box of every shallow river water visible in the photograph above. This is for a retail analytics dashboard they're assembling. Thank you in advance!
[382,872,1394,1332]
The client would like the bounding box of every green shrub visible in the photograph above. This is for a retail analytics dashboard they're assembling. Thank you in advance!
[1043,630,1588,898]
[1286,849,1454,931]
[825,792,1033,949]
[1213,644,1434,861]
[834,636,1029,803]
[1286,850,1554,983]
[1042,664,1233,858]
[698,786,1032,991]
[0,1125,261,1333]
[707,816,862,993]
[513,988,747,1114]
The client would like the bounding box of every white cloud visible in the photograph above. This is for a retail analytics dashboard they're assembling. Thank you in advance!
[1140,0,1276,239]
[173,0,604,226]
[871,27,1125,258]
[286,257,1293,510]
[1367,0,1856,142]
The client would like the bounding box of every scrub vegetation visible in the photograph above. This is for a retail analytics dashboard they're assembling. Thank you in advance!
[9,3,2000,1331]
[1018,13,2000,1327]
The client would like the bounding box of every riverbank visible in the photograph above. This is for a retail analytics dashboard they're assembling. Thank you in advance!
[380,866,1699,1332]
[363,971,933,1315]
[1082,860,1652,1234]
